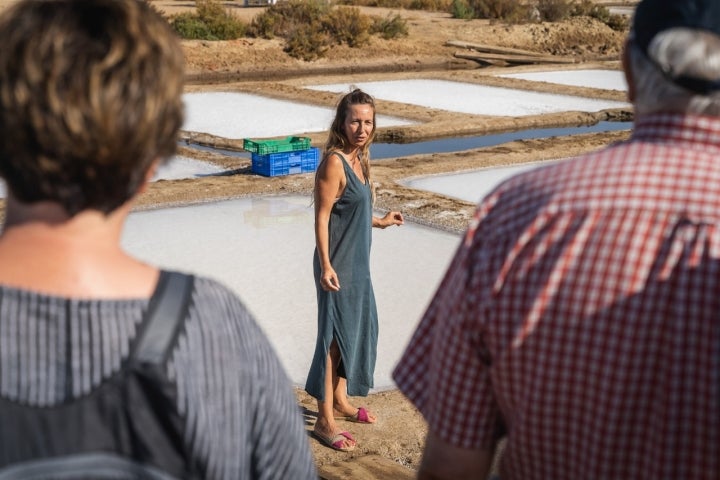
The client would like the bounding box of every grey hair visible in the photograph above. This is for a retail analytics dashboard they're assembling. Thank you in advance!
[628,28,720,115]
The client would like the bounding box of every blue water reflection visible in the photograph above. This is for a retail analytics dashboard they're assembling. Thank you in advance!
[183,121,632,160]
[371,121,631,158]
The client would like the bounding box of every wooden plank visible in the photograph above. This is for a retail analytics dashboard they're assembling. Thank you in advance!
[454,51,576,65]
[453,53,508,67]
[446,40,545,57]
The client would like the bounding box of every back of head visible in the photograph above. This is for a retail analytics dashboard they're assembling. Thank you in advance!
[628,0,720,115]
[0,0,185,216]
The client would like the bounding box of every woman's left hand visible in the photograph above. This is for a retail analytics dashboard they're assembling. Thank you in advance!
[375,211,404,229]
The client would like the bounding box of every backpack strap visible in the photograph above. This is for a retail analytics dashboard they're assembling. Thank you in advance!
[0,452,179,480]
[131,271,194,365]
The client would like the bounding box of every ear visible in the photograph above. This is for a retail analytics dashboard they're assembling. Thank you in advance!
[137,159,159,195]
[622,39,635,103]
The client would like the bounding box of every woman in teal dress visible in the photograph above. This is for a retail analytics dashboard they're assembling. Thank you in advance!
[306,89,404,452]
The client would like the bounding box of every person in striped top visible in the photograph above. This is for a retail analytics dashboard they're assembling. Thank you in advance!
[393,0,720,478]
[0,1,316,478]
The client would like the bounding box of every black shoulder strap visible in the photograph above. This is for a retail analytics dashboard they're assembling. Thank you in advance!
[131,271,194,365]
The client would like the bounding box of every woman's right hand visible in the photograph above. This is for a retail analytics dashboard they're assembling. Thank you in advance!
[320,266,340,292]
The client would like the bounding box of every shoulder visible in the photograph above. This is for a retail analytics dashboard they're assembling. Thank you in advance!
[324,149,345,162]
[316,150,346,181]
[172,273,288,385]
[188,275,251,318]
[320,150,345,170]
[172,274,290,398]
[182,275,269,356]
[167,275,316,478]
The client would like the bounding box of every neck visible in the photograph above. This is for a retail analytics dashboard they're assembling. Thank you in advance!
[0,196,131,267]
[0,196,158,298]
[343,146,361,161]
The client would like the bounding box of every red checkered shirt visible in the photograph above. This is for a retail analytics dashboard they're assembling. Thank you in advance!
[393,113,720,479]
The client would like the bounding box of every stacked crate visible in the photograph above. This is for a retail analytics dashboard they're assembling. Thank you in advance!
[243,136,320,177]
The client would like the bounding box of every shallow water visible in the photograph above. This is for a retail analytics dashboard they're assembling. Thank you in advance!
[122,195,460,389]
[371,121,631,158]
[182,121,632,161]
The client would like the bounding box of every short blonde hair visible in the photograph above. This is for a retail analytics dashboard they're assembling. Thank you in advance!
[0,0,185,215]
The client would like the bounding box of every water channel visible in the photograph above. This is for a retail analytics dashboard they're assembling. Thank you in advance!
[184,120,632,160]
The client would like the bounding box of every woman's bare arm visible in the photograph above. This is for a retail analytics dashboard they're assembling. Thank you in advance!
[314,153,345,292]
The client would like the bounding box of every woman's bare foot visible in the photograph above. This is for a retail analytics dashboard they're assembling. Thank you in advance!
[313,416,357,451]
[332,404,377,423]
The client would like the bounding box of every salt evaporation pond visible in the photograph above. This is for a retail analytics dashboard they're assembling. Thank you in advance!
[0,156,225,198]
[498,69,627,91]
[182,92,415,139]
[307,79,629,116]
[3,73,629,387]
[153,155,225,180]
[406,160,561,204]
[121,195,460,390]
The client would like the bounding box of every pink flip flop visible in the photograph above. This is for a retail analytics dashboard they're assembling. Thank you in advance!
[313,430,356,452]
[347,406,375,424]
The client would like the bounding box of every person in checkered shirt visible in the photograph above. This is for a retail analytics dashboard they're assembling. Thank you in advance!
[393,0,720,478]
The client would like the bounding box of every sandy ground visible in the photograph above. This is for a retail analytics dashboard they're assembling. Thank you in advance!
[0,0,636,476]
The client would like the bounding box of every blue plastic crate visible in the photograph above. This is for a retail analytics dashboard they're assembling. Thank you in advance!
[252,147,320,177]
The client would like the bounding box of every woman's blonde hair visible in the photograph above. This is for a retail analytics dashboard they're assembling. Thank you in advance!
[324,88,377,199]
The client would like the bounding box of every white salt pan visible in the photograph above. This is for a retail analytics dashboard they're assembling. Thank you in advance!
[308,79,629,116]
[182,92,414,139]
[406,161,559,204]
[498,69,627,91]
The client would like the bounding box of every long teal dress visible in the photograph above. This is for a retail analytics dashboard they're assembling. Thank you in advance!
[305,152,378,401]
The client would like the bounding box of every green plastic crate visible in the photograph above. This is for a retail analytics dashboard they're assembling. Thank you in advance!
[243,136,311,155]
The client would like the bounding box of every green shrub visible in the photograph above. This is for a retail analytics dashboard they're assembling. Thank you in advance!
[467,0,533,23]
[604,13,629,32]
[248,0,330,38]
[172,14,214,39]
[571,0,629,32]
[247,9,278,39]
[570,0,594,16]
[451,0,474,19]
[370,13,409,39]
[337,0,406,7]
[537,0,572,22]
[372,0,405,6]
[324,6,372,47]
[170,0,245,40]
[407,0,452,11]
[284,23,330,60]
[249,0,404,59]
[572,0,608,21]
[337,0,449,9]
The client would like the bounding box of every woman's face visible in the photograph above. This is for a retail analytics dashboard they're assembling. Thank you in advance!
[342,103,374,149]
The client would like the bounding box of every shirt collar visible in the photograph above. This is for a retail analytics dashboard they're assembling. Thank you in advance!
[632,112,720,151]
